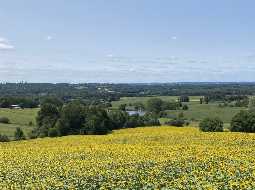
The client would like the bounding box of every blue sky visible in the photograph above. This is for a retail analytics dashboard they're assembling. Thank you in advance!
[0,0,255,83]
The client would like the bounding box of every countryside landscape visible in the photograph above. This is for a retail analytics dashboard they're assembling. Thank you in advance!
[1,1,255,189]
[0,83,255,189]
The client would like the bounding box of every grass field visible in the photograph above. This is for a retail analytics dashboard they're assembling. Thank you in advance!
[0,126,254,189]
[0,123,34,138]
[166,102,246,123]
[112,96,245,123]
[0,108,38,138]
[111,96,201,108]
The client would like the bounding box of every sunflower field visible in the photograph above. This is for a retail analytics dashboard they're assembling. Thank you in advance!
[0,126,255,189]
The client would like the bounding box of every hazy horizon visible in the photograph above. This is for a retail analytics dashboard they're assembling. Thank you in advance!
[1,0,255,83]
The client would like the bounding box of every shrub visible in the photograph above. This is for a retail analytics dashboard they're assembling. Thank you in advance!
[165,119,185,127]
[48,128,59,137]
[199,117,223,132]
[230,111,255,133]
[14,127,26,141]
[0,117,10,124]
[142,113,161,126]
[182,105,189,110]
[0,134,10,142]
[108,110,128,130]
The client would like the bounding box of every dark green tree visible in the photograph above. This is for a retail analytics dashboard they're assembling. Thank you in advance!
[108,110,128,129]
[230,111,255,132]
[0,134,10,142]
[118,104,127,111]
[146,98,163,114]
[36,103,60,137]
[56,102,85,135]
[82,107,112,135]
[199,117,223,132]
[14,127,26,140]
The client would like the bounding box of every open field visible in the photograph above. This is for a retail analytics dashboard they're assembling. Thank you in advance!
[0,109,38,137]
[166,102,246,123]
[111,96,201,108]
[0,108,38,125]
[0,123,34,138]
[112,96,245,123]
[0,126,254,189]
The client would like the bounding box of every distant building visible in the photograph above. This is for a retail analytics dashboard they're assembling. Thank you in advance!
[126,110,146,116]
[10,105,21,109]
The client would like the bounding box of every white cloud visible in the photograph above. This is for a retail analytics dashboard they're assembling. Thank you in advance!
[171,36,177,40]
[46,35,53,41]
[106,54,113,57]
[0,37,14,50]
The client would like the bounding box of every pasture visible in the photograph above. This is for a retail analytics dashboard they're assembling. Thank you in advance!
[166,102,246,123]
[112,96,245,123]
[0,108,38,138]
[0,126,254,189]
[111,96,201,108]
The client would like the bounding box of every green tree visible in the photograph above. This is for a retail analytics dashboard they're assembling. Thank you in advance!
[248,97,255,111]
[230,111,255,132]
[142,113,160,126]
[48,128,59,137]
[0,117,10,124]
[0,134,10,142]
[36,103,60,137]
[146,98,163,114]
[41,97,63,108]
[133,102,145,111]
[199,117,223,132]
[57,102,85,135]
[182,105,189,110]
[108,110,128,129]
[118,104,127,111]
[179,96,190,102]
[82,107,112,135]
[14,127,26,140]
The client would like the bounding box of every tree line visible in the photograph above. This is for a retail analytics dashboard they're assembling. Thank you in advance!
[29,98,160,138]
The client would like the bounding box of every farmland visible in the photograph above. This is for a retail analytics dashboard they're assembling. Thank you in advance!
[112,96,246,123]
[0,126,254,189]
[0,109,38,138]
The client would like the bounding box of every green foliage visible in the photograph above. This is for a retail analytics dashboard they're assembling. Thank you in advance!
[57,102,85,135]
[179,96,190,102]
[41,97,63,108]
[165,119,185,127]
[123,114,144,128]
[146,98,163,114]
[199,117,223,132]
[14,127,26,141]
[82,108,112,135]
[132,102,145,111]
[0,117,10,124]
[204,96,210,104]
[108,110,128,129]
[48,128,59,137]
[36,103,60,137]
[118,104,127,111]
[230,111,255,133]
[182,105,189,110]
[161,101,179,111]
[0,134,10,142]
[248,97,255,111]
[142,113,161,126]
[0,97,39,108]
[146,98,178,114]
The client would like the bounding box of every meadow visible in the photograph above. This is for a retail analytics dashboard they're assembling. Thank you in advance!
[0,108,38,138]
[112,96,246,123]
[0,126,254,189]
[111,96,201,107]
